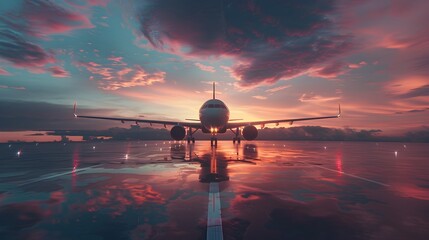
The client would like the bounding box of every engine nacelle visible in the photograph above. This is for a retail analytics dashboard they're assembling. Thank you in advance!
[242,125,258,140]
[170,125,186,140]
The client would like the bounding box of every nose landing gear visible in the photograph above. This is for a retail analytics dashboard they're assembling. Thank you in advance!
[210,137,218,146]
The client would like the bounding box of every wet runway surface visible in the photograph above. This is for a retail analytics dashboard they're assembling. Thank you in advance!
[1,141,429,240]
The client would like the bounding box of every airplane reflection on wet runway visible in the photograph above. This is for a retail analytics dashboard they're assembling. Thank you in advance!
[1,141,429,240]
[170,143,259,183]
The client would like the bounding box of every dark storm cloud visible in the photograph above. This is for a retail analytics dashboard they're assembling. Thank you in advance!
[0,0,93,71]
[0,29,55,69]
[1,0,93,37]
[137,0,352,86]
[0,101,117,131]
[233,35,351,85]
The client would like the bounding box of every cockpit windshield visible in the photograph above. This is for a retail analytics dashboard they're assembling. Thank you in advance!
[202,103,227,109]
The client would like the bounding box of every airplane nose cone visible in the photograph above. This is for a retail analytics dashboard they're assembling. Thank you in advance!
[200,109,229,129]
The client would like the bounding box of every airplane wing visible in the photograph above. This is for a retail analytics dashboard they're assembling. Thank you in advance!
[73,103,202,129]
[226,105,341,129]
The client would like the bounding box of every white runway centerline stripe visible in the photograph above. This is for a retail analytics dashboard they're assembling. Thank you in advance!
[18,164,103,186]
[312,165,390,187]
[207,182,223,240]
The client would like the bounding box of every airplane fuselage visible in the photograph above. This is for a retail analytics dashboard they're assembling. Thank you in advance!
[199,99,229,134]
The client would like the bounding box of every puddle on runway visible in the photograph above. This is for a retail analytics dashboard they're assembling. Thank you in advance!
[1,141,429,240]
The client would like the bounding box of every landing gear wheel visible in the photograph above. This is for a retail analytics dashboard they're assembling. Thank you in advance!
[187,136,195,144]
[210,138,217,147]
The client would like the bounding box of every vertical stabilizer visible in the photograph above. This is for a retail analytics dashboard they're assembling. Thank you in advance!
[213,82,215,99]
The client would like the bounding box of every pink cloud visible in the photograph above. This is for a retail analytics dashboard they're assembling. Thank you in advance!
[299,93,341,103]
[107,56,127,66]
[117,67,133,78]
[337,0,429,50]
[265,85,290,93]
[310,62,346,79]
[0,68,11,75]
[100,66,165,90]
[108,56,124,62]
[384,77,427,96]
[204,90,222,95]
[252,95,267,100]
[75,61,165,90]
[47,66,70,78]
[348,61,367,69]
[194,62,216,73]
[21,0,94,37]
[88,0,110,6]
[88,62,100,67]
[221,65,241,80]
[75,61,113,79]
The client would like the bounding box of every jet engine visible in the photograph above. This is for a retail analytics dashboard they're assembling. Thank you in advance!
[170,125,186,140]
[242,125,258,140]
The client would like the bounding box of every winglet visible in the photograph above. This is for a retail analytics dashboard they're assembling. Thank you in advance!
[213,82,215,99]
[337,104,341,118]
[73,102,77,117]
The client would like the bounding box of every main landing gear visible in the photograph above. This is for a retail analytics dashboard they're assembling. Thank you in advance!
[187,127,197,144]
[231,127,241,144]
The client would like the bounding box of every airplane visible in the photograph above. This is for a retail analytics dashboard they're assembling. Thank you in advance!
[74,82,341,146]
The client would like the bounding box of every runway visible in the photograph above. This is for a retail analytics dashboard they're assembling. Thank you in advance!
[1,141,428,240]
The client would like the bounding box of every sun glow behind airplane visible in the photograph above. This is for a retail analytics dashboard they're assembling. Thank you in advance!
[74,83,341,146]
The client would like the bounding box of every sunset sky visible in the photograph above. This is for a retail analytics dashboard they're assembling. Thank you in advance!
[1,0,428,141]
